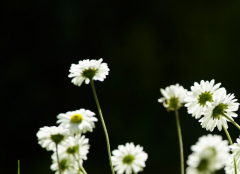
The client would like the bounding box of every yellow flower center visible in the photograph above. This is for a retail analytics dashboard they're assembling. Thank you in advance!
[70,114,83,123]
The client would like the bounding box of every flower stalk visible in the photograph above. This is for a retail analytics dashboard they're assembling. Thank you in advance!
[55,143,62,174]
[175,109,184,174]
[18,160,20,174]
[224,114,240,131]
[76,134,87,174]
[90,79,115,174]
[223,125,237,174]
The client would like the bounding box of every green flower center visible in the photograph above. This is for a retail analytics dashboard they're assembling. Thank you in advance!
[167,97,179,110]
[82,68,97,79]
[198,92,213,106]
[206,147,217,156]
[197,158,209,172]
[122,155,135,164]
[51,134,64,144]
[70,114,83,123]
[59,159,68,171]
[212,103,228,119]
[66,145,79,155]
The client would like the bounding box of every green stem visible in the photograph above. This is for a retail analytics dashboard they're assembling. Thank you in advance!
[224,114,240,131]
[18,160,20,174]
[56,144,62,174]
[234,158,237,174]
[174,110,184,174]
[223,125,233,145]
[90,79,115,174]
[73,154,87,174]
[81,166,87,174]
[223,125,237,174]
[74,134,87,174]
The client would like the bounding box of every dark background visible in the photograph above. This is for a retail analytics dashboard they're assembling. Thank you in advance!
[2,0,240,173]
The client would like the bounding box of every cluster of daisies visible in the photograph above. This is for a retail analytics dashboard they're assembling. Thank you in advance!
[159,80,240,173]
[37,58,148,174]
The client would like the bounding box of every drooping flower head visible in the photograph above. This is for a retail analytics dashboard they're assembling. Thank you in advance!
[158,83,188,111]
[57,109,98,134]
[200,90,239,131]
[111,142,148,174]
[37,126,69,151]
[230,136,240,169]
[186,134,230,174]
[185,79,225,119]
[68,58,110,86]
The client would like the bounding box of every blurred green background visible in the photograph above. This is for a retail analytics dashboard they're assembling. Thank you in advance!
[2,0,240,173]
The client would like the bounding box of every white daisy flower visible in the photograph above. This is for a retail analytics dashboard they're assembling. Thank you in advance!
[51,153,80,174]
[68,58,110,86]
[158,83,188,111]
[225,155,240,174]
[186,134,230,174]
[111,142,148,174]
[57,109,98,134]
[186,153,216,174]
[36,126,69,151]
[57,135,90,165]
[185,79,225,119]
[199,90,239,131]
[230,137,240,169]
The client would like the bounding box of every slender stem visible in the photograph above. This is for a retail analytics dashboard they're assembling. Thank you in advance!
[73,154,87,174]
[76,134,87,174]
[224,114,240,131]
[18,160,20,174]
[223,125,233,145]
[56,144,62,174]
[174,110,184,174]
[81,166,87,174]
[223,125,237,174]
[234,158,237,174]
[90,79,115,174]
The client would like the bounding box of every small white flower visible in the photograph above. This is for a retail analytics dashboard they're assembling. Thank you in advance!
[186,153,216,174]
[158,83,188,111]
[57,135,90,165]
[68,58,109,86]
[51,153,79,174]
[57,109,98,134]
[185,79,225,119]
[186,134,230,174]
[199,90,239,131]
[225,155,240,174]
[37,126,69,151]
[230,137,240,169]
[111,142,148,174]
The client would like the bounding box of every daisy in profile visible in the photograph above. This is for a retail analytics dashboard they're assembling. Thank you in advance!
[158,83,188,111]
[185,79,225,119]
[199,90,239,131]
[158,83,187,174]
[68,58,109,86]
[111,142,148,174]
[37,126,69,151]
[57,109,98,134]
[230,136,240,168]
[186,134,230,174]
[225,155,240,174]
